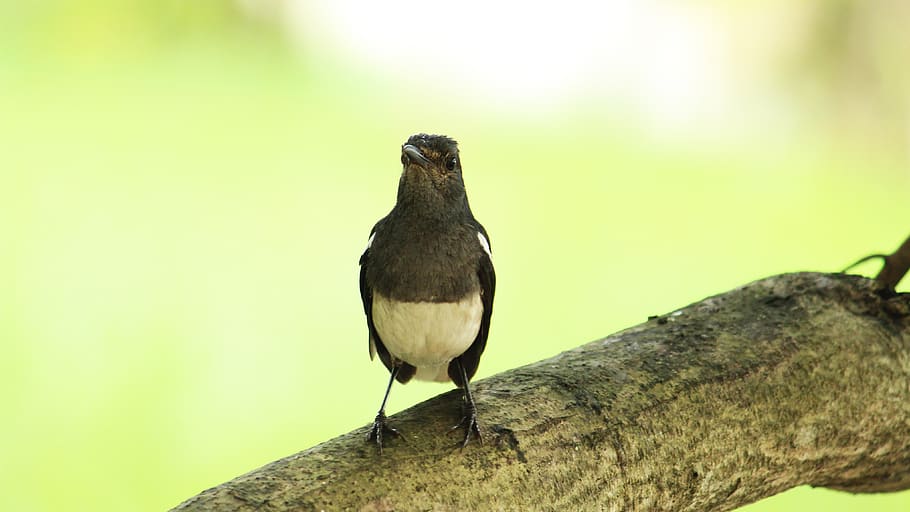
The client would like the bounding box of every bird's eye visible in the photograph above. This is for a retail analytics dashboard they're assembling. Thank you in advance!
[445,156,458,171]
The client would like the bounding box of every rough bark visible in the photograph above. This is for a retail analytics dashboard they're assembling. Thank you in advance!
[172,272,910,511]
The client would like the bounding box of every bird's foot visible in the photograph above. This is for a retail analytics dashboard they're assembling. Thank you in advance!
[450,407,483,448]
[366,411,403,454]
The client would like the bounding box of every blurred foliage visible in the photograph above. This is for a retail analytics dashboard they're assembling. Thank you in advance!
[794,0,910,161]
[0,1,907,511]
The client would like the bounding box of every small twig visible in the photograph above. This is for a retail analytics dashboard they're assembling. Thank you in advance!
[842,254,888,273]
[875,234,910,289]
[842,234,910,290]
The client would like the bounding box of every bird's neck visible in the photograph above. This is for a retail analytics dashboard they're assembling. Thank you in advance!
[395,179,471,223]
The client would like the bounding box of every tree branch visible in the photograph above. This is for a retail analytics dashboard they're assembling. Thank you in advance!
[172,272,910,511]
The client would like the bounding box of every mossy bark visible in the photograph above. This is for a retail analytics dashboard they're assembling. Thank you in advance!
[172,273,910,511]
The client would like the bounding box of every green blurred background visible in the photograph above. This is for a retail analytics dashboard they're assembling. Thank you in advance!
[1,1,908,510]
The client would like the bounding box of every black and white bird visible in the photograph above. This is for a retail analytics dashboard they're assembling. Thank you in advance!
[359,134,495,452]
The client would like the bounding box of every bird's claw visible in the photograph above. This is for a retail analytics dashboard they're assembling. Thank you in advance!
[450,411,483,448]
[366,411,404,454]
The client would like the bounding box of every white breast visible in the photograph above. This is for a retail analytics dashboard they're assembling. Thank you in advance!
[372,292,483,382]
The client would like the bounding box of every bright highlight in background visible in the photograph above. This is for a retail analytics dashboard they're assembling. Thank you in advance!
[284,0,741,128]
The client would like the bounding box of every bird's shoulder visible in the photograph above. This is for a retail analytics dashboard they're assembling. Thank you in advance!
[468,218,492,256]
[359,216,388,266]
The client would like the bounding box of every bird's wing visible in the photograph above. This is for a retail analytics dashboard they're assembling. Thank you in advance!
[360,221,383,361]
[359,218,403,377]
[449,224,496,387]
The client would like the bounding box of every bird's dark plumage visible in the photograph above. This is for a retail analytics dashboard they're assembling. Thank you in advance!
[359,133,495,451]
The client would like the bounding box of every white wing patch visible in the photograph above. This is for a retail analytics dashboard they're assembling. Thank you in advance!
[477,231,492,258]
[366,231,377,361]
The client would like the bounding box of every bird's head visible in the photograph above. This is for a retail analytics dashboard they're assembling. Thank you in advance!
[397,133,467,208]
[401,133,461,175]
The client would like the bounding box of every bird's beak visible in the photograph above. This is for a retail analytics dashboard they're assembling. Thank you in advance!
[402,144,432,168]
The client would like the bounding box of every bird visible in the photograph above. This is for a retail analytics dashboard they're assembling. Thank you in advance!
[359,133,495,453]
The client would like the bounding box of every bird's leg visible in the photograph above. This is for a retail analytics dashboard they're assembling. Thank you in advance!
[367,366,403,454]
[451,358,482,447]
